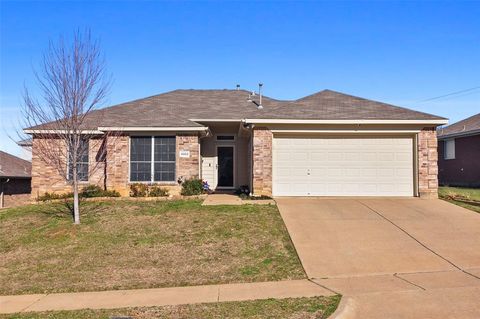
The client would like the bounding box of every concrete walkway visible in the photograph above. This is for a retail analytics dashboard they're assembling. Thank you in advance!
[202,194,276,206]
[202,194,243,205]
[0,279,333,314]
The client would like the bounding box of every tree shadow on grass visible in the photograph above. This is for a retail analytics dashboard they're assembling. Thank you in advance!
[38,199,108,221]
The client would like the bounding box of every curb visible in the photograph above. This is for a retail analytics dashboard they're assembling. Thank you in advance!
[329,296,357,319]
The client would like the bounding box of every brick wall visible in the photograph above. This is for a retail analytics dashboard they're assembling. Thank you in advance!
[105,134,129,196]
[32,134,201,197]
[31,137,105,198]
[252,127,273,196]
[438,134,480,188]
[176,134,200,181]
[418,128,439,198]
[0,178,31,209]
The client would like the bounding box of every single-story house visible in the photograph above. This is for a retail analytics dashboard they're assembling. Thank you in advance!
[438,113,480,187]
[25,89,447,198]
[0,150,32,208]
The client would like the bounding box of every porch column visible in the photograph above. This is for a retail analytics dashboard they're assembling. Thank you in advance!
[176,134,200,181]
[418,127,439,198]
[252,127,273,196]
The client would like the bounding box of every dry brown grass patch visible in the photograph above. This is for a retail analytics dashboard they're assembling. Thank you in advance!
[0,200,305,295]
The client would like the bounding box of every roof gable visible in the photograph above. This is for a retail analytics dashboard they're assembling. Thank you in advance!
[0,151,31,178]
[438,113,480,138]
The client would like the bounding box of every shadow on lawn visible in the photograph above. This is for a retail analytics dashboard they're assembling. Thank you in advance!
[38,199,108,221]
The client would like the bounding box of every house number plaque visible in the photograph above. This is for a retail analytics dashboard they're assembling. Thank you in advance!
[179,150,190,158]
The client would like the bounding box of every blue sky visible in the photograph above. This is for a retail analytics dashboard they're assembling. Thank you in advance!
[1,1,479,158]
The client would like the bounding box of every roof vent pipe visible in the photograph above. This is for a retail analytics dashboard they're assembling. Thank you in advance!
[258,83,263,109]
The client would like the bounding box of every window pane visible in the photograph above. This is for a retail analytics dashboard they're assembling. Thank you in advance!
[130,162,152,181]
[153,137,176,182]
[154,162,175,182]
[444,139,455,160]
[78,140,89,163]
[217,135,235,140]
[131,137,152,162]
[77,163,89,181]
[154,137,175,161]
[67,138,89,181]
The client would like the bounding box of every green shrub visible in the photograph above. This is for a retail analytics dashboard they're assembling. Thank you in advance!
[80,185,104,198]
[81,185,120,198]
[181,179,203,196]
[37,192,73,201]
[148,185,169,197]
[130,183,149,197]
[38,185,120,201]
[102,189,121,197]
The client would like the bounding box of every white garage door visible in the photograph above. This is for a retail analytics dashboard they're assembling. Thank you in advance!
[273,136,414,196]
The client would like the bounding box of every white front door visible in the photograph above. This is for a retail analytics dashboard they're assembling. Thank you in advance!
[273,136,414,196]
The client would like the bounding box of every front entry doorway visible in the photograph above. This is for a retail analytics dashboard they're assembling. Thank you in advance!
[217,146,234,188]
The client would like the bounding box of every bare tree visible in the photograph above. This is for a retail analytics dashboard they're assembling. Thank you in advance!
[21,30,112,224]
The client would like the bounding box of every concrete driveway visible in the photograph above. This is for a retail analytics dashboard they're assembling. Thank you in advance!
[276,198,480,318]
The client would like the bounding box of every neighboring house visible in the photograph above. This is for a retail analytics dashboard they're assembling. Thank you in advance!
[17,138,33,160]
[25,89,447,198]
[438,113,480,187]
[0,151,32,208]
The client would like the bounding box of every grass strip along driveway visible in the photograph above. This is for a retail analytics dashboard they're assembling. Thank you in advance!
[0,296,341,319]
[0,200,305,295]
[439,186,480,213]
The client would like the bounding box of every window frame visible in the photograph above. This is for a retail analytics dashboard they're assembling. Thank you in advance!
[216,134,236,141]
[444,138,456,160]
[129,136,177,183]
[67,138,89,182]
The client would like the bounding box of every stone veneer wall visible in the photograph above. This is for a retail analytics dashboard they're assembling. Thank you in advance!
[176,134,200,182]
[252,127,273,196]
[418,127,439,198]
[31,136,105,198]
[31,133,201,197]
[105,134,130,196]
[105,134,200,196]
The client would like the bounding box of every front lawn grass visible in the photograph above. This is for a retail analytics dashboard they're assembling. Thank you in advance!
[0,296,341,319]
[0,199,305,295]
[439,186,480,213]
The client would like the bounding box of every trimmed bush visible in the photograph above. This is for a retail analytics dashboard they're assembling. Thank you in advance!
[38,185,120,201]
[181,178,203,196]
[38,192,73,201]
[81,185,120,198]
[80,185,104,198]
[102,189,121,197]
[130,183,170,197]
[130,183,149,197]
[148,185,169,197]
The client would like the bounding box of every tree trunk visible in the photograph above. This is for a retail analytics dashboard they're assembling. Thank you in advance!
[72,166,80,224]
[73,183,80,224]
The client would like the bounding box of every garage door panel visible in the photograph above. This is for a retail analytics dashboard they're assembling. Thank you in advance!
[273,136,414,196]
[275,182,310,196]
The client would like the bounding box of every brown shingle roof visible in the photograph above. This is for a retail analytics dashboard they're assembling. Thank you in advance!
[0,151,31,178]
[265,90,446,120]
[438,113,480,138]
[27,89,446,130]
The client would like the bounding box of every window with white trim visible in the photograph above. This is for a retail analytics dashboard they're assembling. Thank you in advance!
[444,139,455,160]
[130,136,176,182]
[67,139,89,182]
